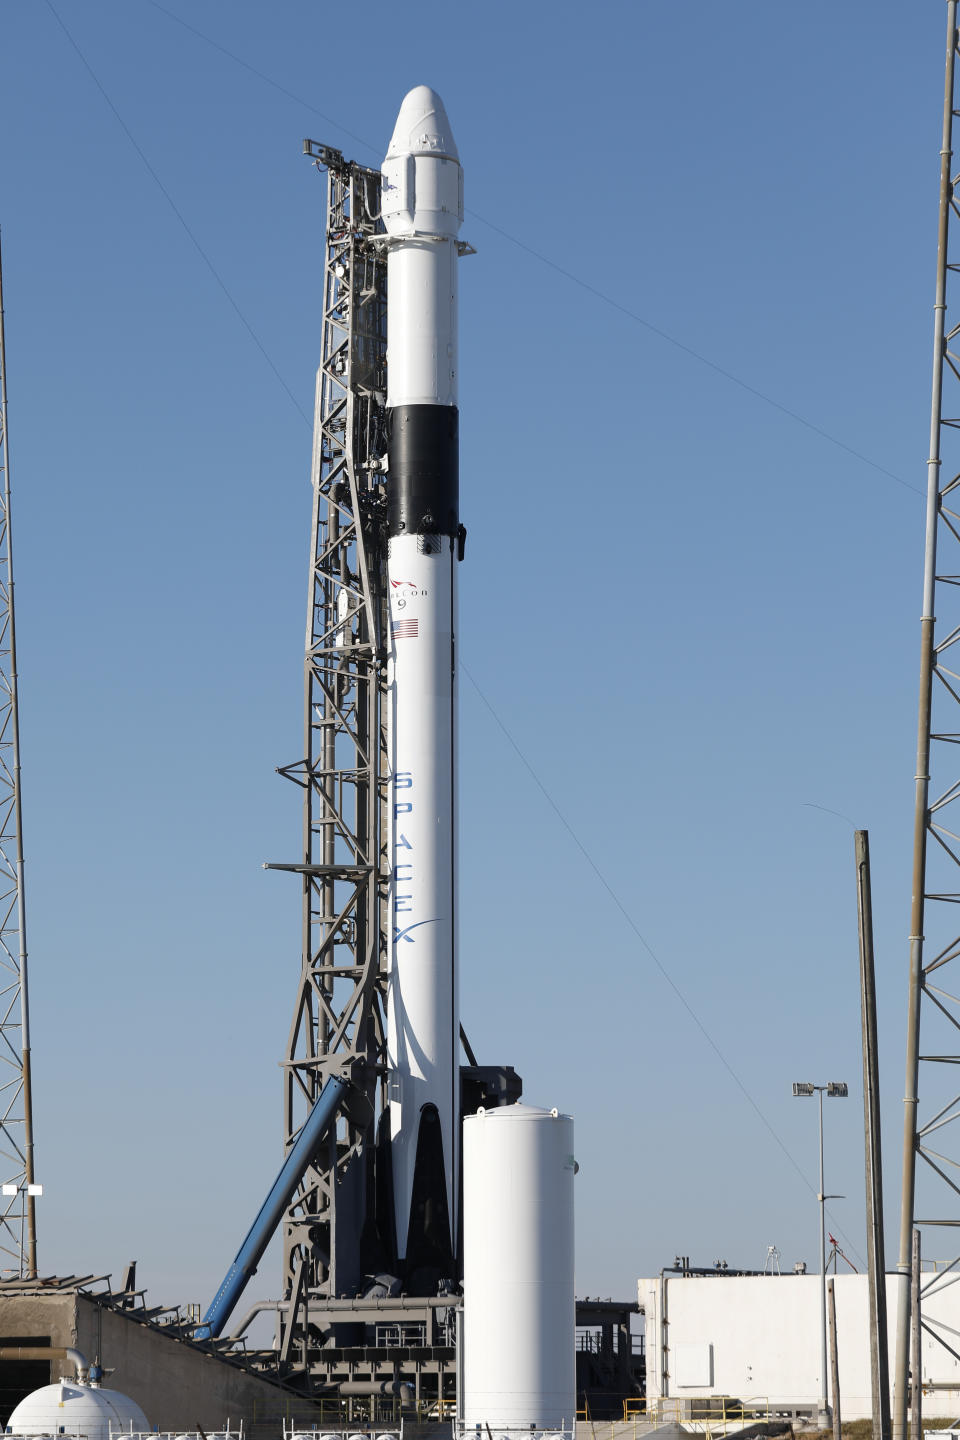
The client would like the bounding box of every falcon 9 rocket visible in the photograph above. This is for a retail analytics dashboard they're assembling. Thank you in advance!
[382,86,464,1287]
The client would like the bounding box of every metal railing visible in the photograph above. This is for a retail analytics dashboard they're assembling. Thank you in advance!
[261,1399,454,1426]
[456,1428,573,1440]
[613,1396,774,1432]
[111,1432,243,1440]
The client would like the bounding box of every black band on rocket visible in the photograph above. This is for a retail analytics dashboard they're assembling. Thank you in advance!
[387,405,459,538]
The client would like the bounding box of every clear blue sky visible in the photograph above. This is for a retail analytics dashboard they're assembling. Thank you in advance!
[0,0,946,1313]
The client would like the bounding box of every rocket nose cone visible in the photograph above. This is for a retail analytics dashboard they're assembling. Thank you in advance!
[385,85,459,163]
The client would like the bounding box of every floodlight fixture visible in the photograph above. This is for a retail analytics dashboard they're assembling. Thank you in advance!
[790,1077,849,1425]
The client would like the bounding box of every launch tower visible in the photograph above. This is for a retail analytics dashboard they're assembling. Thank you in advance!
[271,145,390,1320]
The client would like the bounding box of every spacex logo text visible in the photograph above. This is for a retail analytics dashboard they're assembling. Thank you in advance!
[392,770,439,943]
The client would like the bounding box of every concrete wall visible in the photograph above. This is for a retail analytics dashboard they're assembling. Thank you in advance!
[76,1298,321,1431]
[0,1290,81,1354]
[640,1272,960,1421]
[0,1293,325,1432]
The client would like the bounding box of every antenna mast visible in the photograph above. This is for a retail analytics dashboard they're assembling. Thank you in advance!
[0,232,37,1279]
[894,7,960,1434]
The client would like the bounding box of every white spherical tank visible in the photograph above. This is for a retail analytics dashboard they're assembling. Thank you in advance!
[462,1104,576,1431]
[8,1381,148,1440]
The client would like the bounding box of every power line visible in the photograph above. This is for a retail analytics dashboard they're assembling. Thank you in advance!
[143,0,920,499]
[463,660,867,1270]
[144,0,377,159]
[44,0,310,427]
[469,211,921,499]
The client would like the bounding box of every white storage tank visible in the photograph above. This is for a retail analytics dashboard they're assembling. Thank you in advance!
[7,1381,148,1440]
[461,1103,576,1432]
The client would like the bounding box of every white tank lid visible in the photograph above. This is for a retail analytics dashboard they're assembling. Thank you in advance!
[7,1381,149,1440]
[471,1102,570,1122]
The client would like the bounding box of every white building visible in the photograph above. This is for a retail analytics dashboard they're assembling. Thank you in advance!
[640,1272,960,1421]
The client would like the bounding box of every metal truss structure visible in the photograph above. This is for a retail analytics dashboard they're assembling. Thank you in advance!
[0,234,36,1280]
[894,6,960,1433]
[270,147,388,1360]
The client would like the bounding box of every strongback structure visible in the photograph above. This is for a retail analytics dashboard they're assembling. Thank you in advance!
[0,233,37,1281]
[894,7,960,1435]
[272,147,389,1332]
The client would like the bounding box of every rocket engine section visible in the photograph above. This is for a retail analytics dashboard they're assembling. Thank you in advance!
[382,86,465,1288]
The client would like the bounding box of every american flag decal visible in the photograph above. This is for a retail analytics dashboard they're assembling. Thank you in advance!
[392,618,419,639]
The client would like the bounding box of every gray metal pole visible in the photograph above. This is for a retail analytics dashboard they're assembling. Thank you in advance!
[0,232,36,1280]
[911,1230,922,1440]
[857,831,891,1440]
[894,11,958,1440]
[828,1278,842,1440]
[820,1086,829,1426]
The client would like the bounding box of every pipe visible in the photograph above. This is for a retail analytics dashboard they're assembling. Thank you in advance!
[227,1299,289,1340]
[229,1292,450,1340]
[196,1076,350,1341]
[337,1382,413,1399]
[311,1296,449,1310]
[0,1347,89,1383]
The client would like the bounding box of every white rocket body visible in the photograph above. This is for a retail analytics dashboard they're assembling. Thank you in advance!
[382,87,463,1271]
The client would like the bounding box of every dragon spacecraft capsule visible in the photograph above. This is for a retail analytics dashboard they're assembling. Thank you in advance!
[382,85,464,1286]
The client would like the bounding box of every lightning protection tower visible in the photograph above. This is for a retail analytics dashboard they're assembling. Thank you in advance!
[894,7,960,1435]
[268,147,389,1365]
[0,233,37,1279]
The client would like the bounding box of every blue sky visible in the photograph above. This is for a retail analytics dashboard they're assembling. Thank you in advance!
[0,0,949,1315]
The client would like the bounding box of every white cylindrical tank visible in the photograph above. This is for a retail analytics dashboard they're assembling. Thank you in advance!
[462,1104,576,1431]
[8,1381,148,1440]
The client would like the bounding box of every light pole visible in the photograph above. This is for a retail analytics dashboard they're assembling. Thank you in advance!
[793,1081,849,1425]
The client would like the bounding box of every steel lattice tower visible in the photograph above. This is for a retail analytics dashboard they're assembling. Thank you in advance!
[0,232,37,1280]
[894,6,960,1433]
[269,148,389,1364]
